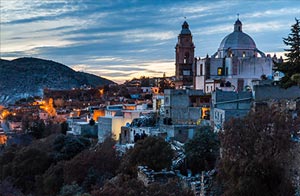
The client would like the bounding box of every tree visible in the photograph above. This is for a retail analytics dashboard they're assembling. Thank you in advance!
[120,136,174,175]
[11,148,52,194]
[0,178,24,196]
[218,109,294,195]
[42,162,65,195]
[283,18,300,64]
[51,134,91,161]
[291,73,300,86]
[61,121,69,134]
[58,182,84,196]
[278,18,300,88]
[184,126,219,174]
[92,174,193,196]
[63,138,120,190]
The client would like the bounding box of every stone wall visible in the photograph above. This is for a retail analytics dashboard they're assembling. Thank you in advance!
[254,85,300,101]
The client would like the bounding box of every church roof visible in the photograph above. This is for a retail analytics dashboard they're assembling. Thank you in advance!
[218,19,256,51]
[180,21,191,35]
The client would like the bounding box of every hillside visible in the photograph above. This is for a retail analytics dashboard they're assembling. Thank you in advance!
[0,57,114,105]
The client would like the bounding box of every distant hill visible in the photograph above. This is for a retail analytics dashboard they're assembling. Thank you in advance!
[0,57,115,105]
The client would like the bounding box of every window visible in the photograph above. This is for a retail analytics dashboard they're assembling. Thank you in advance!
[243,51,246,57]
[225,67,228,76]
[217,67,223,75]
[184,52,189,64]
[183,70,190,76]
[165,97,169,104]
[200,64,203,75]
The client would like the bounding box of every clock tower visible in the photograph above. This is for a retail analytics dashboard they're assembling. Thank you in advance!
[175,21,195,89]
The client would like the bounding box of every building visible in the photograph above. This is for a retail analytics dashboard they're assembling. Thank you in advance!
[137,166,177,187]
[175,21,195,89]
[98,104,153,143]
[192,18,275,93]
[161,89,210,142]
[211,89,252,132]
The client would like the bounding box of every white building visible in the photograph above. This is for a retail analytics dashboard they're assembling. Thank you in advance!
[98,104,153,143]
[194,18,276,93]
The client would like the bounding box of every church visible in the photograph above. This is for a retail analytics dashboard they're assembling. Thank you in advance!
[175,17,282,93]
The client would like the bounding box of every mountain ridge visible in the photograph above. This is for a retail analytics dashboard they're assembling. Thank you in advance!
[0,57,114,105]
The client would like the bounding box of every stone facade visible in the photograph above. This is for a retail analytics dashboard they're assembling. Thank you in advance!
[211,89,252,132]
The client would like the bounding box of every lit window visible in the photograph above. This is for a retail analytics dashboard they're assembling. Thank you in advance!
[217,67,222,75]
[243,51,246,57]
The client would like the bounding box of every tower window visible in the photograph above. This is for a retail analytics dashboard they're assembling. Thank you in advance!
[184,52,189,64]
[200,64,203,76]
[243,51,246,57]
[183,70,190,76]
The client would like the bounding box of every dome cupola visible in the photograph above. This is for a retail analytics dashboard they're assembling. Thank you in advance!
[217,18,261,58]
[181,21,191,35]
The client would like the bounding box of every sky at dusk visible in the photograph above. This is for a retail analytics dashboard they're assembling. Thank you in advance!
[1,0,300,83]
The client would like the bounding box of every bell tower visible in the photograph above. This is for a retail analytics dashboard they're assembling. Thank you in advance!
[175,21,195,89]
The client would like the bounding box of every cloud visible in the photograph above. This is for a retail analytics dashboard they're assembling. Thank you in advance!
[1,0,299,83]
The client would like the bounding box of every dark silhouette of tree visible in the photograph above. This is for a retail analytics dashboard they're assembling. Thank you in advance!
[61,121,69,134]
[41,162,64,195]
[0,178,24,196]
[30,119,45,139]
[140,76,150,87]
[63,138,120,190]
[89,119,95,126]
[92,174,193,196]
[51,134,91,161]
[58,182,84,196]
[10,148,51,194]
[284,18,300,64]
[218,109,294,195]
[278,18,300,88]
[120,136,174,175]
[184,126,219,174]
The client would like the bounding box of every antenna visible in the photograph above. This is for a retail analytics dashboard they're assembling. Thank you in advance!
[237,13,240,20]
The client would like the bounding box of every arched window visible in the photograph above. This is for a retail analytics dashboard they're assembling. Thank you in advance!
[184,52,189,64]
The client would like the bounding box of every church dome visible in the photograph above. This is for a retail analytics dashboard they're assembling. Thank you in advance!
[219,31,256,50]
[217,19,258,58]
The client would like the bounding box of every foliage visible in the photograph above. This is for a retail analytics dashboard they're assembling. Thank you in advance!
[218,109,294,195]
[283,18,300,64]
[0,178,24,196]
[63,138,120,190]
[1,147,52,194]
[61,121,69,134]
[120,136,174,175]
[291,73,300,86]
[51,134,91,161]
[58,182,84,196]
[278,18,300,88]
[92,174,193,196]
[30,119,46,139]
[184,126,219,174]
[42,162,65,195]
